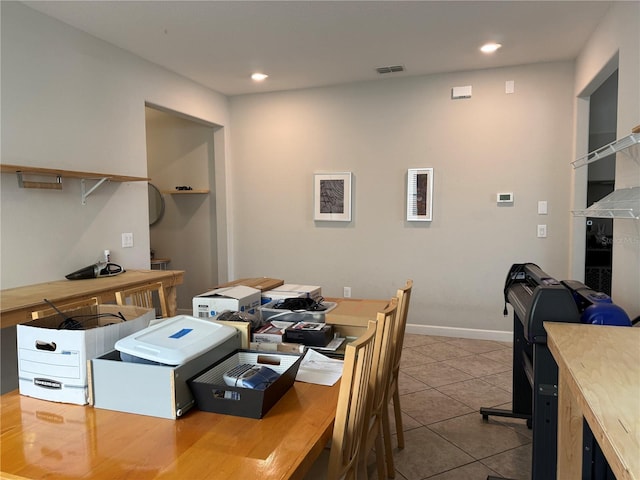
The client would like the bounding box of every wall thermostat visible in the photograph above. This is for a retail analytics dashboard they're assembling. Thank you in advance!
[497,192,514,203]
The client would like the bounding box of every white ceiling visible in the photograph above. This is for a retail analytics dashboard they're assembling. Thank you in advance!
[23,1,614,97]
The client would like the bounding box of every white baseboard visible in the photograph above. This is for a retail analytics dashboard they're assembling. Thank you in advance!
[405,323,513,343]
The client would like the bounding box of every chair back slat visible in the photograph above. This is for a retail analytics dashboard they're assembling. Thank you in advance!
[358,297,399,478]
[115,282,168,318]
[328,320,378,480]
[31,297,99,320]
[391,279,413,374]
[381,279,414,477]
[371,297,399,411]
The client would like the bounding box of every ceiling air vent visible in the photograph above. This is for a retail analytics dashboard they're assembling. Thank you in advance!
[375,65,405,75]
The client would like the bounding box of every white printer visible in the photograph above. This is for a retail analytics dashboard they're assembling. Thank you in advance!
[115,315,237,365]
[91,316,241,419]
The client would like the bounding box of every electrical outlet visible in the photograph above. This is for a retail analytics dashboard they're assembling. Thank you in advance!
[121,232,134,248]
[343,287,352,298]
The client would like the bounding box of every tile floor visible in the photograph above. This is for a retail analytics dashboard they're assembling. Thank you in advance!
[308,333,533,480]
[379,333,532,480]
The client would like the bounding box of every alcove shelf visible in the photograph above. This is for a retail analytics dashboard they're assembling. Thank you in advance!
[162,189,210,195]
[0,164,150,204]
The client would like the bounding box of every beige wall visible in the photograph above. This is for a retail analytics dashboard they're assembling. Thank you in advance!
[571,2,640,318]
[0,2,231,290]
[230,62,576,338]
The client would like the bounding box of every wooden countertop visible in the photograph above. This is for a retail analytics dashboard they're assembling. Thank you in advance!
[545,322,640,480]
[1,270,184,328]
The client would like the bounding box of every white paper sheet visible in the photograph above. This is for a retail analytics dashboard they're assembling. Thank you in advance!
[295,348,344,386]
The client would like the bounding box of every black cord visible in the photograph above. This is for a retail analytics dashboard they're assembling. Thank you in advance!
[44,299,83,330]
[503,264,526,316]
[57,312,127,330]
[273,297,327,312]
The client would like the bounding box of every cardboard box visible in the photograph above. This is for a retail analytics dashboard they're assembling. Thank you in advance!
[213,277,284,292]
[324,298,390,327]
[252,322,294,343]
[17,305,154,405]
[192,285,261,318]
[189,350,303,419]
[89,330,241,419]
[260,300,337,323]
[285,322,334,347]
[261,284,322,304]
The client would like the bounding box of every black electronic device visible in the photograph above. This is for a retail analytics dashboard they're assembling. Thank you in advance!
[502,263,580,343]
[284,322,334,347]
[273,297,327,311]
[66,262,124,280]
[223,363,280,390]
[485,263,632,480]
[484,263,580,480]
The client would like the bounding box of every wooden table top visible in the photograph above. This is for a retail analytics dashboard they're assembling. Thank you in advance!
[1,378,340,480]
[545,322,640,480]
[0,270,184,329]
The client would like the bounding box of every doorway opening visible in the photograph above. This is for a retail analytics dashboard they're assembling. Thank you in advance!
[584,70,618,295]
[144,105,219,312]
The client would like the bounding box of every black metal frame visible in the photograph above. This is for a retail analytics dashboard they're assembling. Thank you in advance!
[583,419,617,479]
[480,312,558,480]
[480,314,532,427]
[481,263,581,480]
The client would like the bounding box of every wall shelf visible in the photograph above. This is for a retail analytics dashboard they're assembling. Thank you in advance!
[572,187,640,219]
[0,164,150,204]
[162,189,210,195]
[571,133,639,169]
[571,129,640,220]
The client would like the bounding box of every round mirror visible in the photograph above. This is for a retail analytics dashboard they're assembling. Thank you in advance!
[148,183,165,226]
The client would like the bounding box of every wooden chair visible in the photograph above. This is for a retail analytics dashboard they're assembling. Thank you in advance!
[31,297,99,320]
[381,280,413,478]
[115,282,168,318]
[327,320,379,480]
[360,297,399,479]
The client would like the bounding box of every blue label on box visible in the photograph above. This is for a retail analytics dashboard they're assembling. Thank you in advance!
[169,328,193,339]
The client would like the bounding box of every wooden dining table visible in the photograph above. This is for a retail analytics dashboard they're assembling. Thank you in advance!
[1,295,392,479]
[0,378,340,480]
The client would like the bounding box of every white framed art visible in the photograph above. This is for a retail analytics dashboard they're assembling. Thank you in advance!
[407,168,433,221]
[314,172,352,221]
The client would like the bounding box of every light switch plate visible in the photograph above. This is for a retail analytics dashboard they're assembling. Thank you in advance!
[121,232,134,248]
[537,225,547,238]
[506,80,515,94]
[538,201,548,215]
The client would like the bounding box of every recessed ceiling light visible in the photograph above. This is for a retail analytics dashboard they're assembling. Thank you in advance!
[480,43,502,54]
[251,73,268,81]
